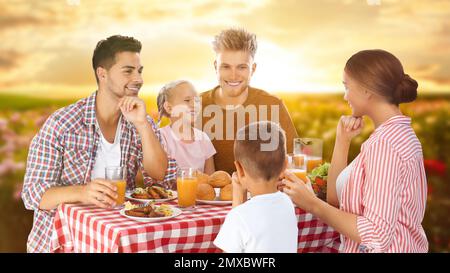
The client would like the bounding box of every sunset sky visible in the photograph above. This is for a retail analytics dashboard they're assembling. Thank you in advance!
[0,0,449,98]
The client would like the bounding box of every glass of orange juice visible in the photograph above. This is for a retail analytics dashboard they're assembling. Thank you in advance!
[105,166,127,207]
[177,168,198,210]
[296,138,323,173]
[286,153,307,183]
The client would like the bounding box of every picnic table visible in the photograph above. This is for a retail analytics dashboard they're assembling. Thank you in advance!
[50,202,341,253]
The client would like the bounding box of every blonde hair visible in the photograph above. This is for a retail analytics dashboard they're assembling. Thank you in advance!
[212,28,258,58]
[156,80,192,125]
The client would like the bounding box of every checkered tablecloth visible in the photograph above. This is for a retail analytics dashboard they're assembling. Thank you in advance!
[50,202,341,253]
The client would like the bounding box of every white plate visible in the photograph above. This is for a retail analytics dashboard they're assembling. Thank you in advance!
[125,190,177,203]
[196,198,232,206]
[196,188,233,206]
[119,206,182,222]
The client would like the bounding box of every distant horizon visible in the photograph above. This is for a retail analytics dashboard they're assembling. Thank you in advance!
[1,89,449,101]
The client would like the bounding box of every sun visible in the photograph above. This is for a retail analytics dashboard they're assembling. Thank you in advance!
[251,40,335,93]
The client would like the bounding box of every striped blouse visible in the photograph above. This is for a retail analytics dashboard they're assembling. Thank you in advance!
[340,115,428,252]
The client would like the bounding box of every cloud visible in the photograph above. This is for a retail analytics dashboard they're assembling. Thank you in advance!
[0,15,44,29]
[0,50,23,71]
[36,48,94,86]
[138,32,216,91]
[0,1,62,32]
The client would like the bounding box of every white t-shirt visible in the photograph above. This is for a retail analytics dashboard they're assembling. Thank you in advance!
[336,160,355,205]
[214,191,298,253]
[335,160,354,252]
[91,119,122,180]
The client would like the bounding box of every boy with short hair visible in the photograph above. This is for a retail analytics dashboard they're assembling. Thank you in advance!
[213,121,298,253]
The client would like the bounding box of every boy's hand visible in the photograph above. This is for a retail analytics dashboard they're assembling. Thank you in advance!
[277,172,286,191]
[231,172,247,207]
[231,172,244,190]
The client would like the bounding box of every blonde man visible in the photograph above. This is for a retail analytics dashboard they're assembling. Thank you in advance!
[200,28,298,174]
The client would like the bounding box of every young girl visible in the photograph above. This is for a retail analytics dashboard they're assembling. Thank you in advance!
[157,80,216,175]
[282,49,428,253]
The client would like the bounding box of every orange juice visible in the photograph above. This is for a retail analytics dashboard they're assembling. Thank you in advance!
[307,157,323,173]
[293,154,305,167]
[114,180,126,205]
[177,177,198,207]
[290,169,307,183]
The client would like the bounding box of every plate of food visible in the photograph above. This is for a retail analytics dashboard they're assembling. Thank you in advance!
[120,201,182,222]
[126,185,177,203]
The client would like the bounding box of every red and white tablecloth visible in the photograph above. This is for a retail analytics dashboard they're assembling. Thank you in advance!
[50,202,341,253]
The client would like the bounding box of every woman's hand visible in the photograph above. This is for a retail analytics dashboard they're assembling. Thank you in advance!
[282,170,318,212]
[336,115,364,143]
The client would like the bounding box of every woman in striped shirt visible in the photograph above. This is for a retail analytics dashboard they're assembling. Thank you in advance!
[283,49,428,252]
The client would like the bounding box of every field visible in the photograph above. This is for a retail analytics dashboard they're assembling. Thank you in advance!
[0,93,448,252]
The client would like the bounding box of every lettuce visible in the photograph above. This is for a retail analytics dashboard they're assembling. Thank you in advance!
[308,162,330,181]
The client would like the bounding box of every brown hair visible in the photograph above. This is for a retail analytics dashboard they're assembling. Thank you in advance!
[212,28,258,58]
[92,35,142,83]
[234,121,286,181]
[344,49,418,105]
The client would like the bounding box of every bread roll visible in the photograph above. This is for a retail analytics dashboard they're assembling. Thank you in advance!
[195,171,210,184]
[196,183,216,201]
[219,184,232,201]
[208,171,231,188]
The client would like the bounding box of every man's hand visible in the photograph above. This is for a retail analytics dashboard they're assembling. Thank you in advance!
[118,96,147,129]
[79,179,118,208]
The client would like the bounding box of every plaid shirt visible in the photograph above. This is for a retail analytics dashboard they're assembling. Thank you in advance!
[22,91,177,253]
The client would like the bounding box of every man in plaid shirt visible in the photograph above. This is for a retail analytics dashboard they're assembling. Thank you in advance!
[22,35,176,253]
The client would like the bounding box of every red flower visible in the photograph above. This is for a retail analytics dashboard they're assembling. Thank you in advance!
[13,182,23,201]
[424,159,446,177]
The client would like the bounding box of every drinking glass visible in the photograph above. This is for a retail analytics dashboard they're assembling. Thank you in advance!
[105,166,127,207]
[286,153,307,183]
[295,138,323,172]
[176,168,198,210]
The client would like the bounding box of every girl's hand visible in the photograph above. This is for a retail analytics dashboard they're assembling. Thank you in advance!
[282,170,317,212]
[336,115,364,143]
